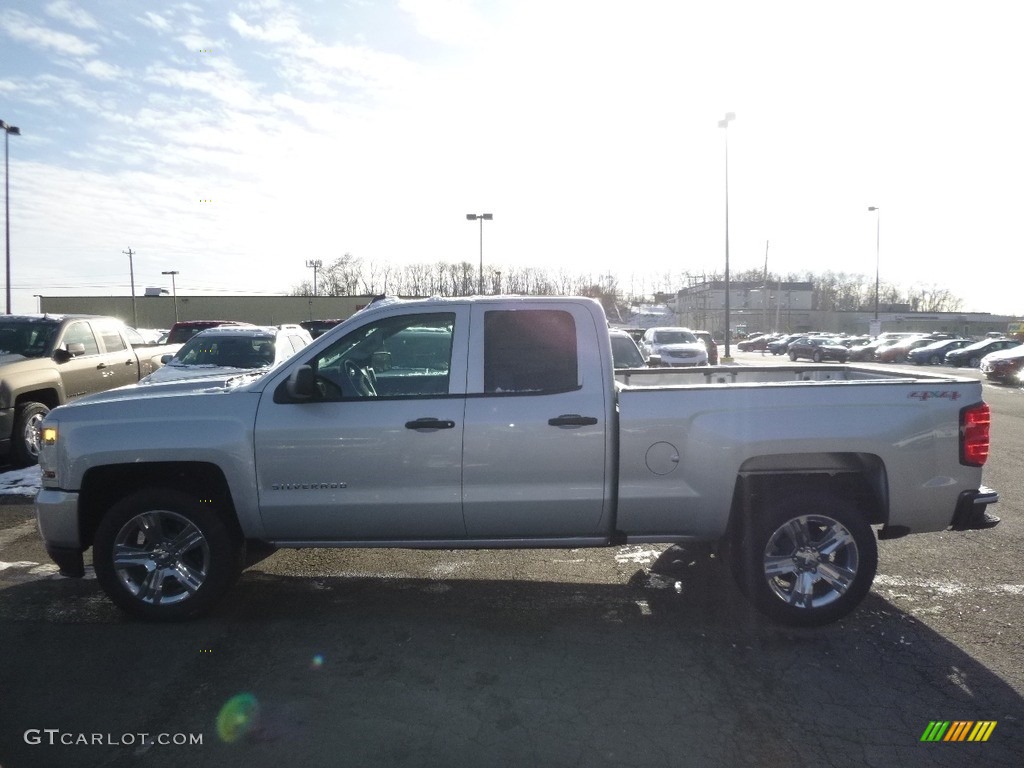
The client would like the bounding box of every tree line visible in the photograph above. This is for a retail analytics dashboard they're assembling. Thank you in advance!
[292,254,964,314]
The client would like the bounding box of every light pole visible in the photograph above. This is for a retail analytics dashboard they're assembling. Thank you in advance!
[868,206,880,322]
[2,120,20,315]
[161,270,179,323]
[305,259,322,297]
[466,213,493,294]
[718,112,735,360]
[124,248,137,327]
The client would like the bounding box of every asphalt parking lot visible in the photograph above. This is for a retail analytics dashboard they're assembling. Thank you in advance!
[1,357,1021,768]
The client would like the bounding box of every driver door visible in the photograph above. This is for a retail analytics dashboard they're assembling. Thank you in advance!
[254,307,470,541]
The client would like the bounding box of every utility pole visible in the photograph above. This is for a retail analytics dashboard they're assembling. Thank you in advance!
[123,248,137,327]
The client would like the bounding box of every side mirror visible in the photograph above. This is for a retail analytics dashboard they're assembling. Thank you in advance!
[160,354,173,364]
[54,343,86,363]
[648,355,663,367]
[286,365,316,401]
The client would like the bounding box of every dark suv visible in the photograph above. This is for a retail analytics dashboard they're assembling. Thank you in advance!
[166,320,252,345]
[692,330,719,365]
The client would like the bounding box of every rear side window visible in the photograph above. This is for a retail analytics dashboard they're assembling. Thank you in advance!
[96,324,127,353]
[483,309,578,393]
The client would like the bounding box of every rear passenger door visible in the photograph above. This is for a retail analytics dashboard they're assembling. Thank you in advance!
[461,302,611,538]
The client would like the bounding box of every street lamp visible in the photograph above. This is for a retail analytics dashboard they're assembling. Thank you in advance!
[2,119,20,315]
[161,270,180,323]
[305,259,322,297]
[466,213,493,294]
[868,206,880,321]
[718,112,735,360]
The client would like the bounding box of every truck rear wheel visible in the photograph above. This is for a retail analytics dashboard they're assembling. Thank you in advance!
[733,492,877,626]
[11,401,48,467]
[93,489,243,621]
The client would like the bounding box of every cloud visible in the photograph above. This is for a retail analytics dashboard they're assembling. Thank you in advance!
[398,0,492,46]
[137,11,171,33]
[45,1,99,30]
[0,9,99,56]
[81,59,124,81]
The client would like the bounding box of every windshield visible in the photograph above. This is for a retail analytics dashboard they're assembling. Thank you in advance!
[172,333,276,369]
[653,330,697,344]
[0,319,59,358]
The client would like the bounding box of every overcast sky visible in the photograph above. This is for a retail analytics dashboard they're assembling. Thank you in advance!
[1,0,1021,316]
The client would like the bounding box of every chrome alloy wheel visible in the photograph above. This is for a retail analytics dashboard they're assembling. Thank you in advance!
[112,510,211,605]
[23,411,44,458]
[761,514,859,610]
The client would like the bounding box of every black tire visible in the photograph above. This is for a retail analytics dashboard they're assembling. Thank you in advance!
[731,492,878,626]
[789,351,798,362]
[11,401,49,467]
[93,489,243,621]
[928,354,941,365]
[812,350,823,363]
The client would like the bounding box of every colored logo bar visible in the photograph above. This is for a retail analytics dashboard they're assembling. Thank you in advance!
[921,721,997,742]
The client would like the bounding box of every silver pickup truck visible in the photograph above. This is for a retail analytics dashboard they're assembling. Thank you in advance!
[34,297,998,626]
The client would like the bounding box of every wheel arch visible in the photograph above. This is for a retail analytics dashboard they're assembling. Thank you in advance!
[78,462,242,549]
[724,451,889,543]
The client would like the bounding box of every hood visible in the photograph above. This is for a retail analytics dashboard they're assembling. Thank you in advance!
[981,345,1024,362]
[653,342,705,353]
[141,363,270,384]
[70,373,263,407]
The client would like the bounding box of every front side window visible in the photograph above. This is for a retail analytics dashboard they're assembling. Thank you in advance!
[483,309,578,393]
[307,312,455,400]
[62,322,100,356]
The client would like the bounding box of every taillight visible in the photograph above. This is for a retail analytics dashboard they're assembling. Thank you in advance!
[960,402,991,466]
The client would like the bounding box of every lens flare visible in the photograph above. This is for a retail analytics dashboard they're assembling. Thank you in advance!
[216,693,259,743]
[310,654,324,669]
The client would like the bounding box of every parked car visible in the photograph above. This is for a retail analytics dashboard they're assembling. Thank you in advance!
[736,333,772,352]
[945,338,1022,368]
[0,315,177,465]
[165,319,253,345]
[787,336,849,363]
[979,345,1024,384]
[609,328,647,369]
[141,325,313,384]
[639,327,708,366]
[875,335,934,364]
[692,330,719,364]
[766,333,803,355]
[907,338,972,365]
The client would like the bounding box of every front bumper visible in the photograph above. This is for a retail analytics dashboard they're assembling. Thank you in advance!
[35,488,86,577]
[949,486,1000,531]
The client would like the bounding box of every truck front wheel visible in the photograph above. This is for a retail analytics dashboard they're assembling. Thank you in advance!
[11,402,49,467]
[93,489,243,621]
[733,493,877,626]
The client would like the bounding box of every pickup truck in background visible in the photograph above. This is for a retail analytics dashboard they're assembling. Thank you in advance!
[35,297,998,626]
[0,314,177,466]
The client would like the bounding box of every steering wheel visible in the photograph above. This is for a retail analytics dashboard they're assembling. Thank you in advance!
[344,359,377,397]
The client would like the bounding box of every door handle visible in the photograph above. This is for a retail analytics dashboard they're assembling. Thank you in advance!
[124,359,136,366]
[405,418,456,430]
[548,414,598,427]
[96,363,107,370]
